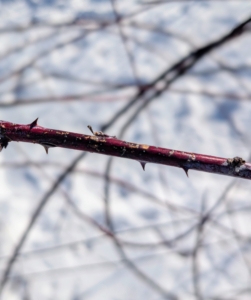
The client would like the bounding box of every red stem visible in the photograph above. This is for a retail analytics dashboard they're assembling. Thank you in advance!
[0,119,250,180]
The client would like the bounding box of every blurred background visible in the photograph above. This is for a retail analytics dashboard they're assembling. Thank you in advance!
[0,1,251,299]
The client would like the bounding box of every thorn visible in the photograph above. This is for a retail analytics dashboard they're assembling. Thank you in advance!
[182,167,189,177]
[29,118,38,130]
[43,146,49,154]
[40,142,55,154]
[0,144,7,152]
[140,161,146,171]
[87,125,95,135]
[0,138,9,152]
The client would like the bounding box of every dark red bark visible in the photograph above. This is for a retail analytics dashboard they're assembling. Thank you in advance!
[0,119,250,180]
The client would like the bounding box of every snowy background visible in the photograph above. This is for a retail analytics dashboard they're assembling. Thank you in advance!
[0,0,251,299]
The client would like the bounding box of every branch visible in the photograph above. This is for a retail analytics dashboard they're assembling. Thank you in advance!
[101,15,251,131]
[0,118,250,180]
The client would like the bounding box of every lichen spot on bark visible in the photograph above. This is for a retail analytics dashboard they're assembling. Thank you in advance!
[168,150,174,156]
[140,144,149,150]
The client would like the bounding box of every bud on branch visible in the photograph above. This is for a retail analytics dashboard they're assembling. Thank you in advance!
[0,119,250,180]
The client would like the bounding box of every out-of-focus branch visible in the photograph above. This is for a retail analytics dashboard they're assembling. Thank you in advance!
[101,14,251,131]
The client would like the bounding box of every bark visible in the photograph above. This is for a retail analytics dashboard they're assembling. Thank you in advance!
[0,119,250,180]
